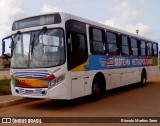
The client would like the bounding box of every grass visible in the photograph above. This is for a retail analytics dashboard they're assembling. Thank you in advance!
[0,79,11,95]
[0,68,10,71]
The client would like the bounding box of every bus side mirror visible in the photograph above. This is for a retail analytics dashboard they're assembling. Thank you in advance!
[2,40,5,55]
[2,36,12,55]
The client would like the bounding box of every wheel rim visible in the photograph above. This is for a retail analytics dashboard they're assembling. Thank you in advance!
[93,82,101,94]
[141,72,146,85]
[143,76,146,84]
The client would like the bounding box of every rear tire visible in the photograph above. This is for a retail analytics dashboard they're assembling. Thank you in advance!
[140,71,147,87]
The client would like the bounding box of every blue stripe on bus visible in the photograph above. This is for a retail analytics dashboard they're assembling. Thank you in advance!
[84,55,157,70]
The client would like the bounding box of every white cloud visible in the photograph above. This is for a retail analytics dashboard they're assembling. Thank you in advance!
[109,1,142,21]
[0,25,10,38]
[41,4,63,13]
[102,1,150,36]
[139,0,145,4]
[102,18,150,35]
[0,0,26,24]
[0,0,26,53]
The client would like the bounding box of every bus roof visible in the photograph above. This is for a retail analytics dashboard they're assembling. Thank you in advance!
[14,11,158,43]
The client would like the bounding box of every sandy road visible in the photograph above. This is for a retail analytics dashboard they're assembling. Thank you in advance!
[0,74,160,126]
[0,70,10,80]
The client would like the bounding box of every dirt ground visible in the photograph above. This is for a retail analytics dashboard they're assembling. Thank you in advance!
[0,74,160,126]
[0,70,10,80]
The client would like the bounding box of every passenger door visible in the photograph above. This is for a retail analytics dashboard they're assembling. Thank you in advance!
[66,20,88,98]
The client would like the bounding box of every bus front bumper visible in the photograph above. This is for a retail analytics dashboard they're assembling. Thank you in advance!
[10,80,69,100]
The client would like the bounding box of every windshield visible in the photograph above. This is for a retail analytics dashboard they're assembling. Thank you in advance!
[11,28,65,68]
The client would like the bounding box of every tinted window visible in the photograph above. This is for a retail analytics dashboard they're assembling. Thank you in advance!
[132,48,138,56]
[66,20,88,70]
[107,32,117,44]
[77,34,87,56]
[140,40,146,56]
[131,38,138,47]
[108,44,118,55]
[131,38,138,56]
[92,28,103,41]
[141,41,146,48]
[153,43,158,50]
[92,41,105,53]
[122,46,129,55]
[122,36,128,45]
[90,27,105,54]
[121,35,129,55]
[153,43,158,56]
[141,49,146,56]
[147,42,152,49]
[147,42,153,56]
[106,31,118,55]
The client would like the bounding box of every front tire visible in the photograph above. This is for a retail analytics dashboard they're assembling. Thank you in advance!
[91,78,103,101]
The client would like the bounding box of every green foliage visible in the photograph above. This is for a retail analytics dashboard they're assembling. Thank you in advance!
[152,57,158,66]
[0,79,11,95]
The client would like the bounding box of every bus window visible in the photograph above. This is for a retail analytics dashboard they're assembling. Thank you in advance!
[153,43,158,57]
[121,35,129,55]
[66,20,88,70]
[67,32,87,70]
[131,38,138,56]
[106,31,118,55]
[76,34,87,57]
[90,27,105,54]
[147,42,153,56]
[140,40,146,56]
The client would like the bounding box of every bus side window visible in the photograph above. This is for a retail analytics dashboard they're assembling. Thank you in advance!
[106,31,119,55]
[89,27,105,54]
[130,37,138,56]
[121,35,129,56]
[140,40,146,56]
[153,43,158,57]
[147,42,153,56]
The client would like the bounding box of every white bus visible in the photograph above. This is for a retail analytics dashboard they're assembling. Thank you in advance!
[2,12,159,100]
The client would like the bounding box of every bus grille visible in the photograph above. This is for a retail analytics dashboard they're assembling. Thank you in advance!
[13,70,50,79]
[18,88,45,95]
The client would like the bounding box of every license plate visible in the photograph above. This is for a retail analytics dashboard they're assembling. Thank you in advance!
[24,90,34,94]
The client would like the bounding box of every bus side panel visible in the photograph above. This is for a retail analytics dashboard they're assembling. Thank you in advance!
[71,75,85,99]
[104,72,111,90]
[146,66,159,79]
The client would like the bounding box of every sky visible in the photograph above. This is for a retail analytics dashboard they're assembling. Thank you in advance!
[0,0,160,53]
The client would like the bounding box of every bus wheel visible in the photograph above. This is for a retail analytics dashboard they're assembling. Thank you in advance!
[140,70,147,87]
[91,78,103,100]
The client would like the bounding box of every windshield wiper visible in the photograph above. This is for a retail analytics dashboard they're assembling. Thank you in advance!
[31,26,47,55]
[9,31,21,57]
[10,31,21,49]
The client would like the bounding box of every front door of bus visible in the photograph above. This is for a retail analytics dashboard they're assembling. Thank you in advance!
[66,20,88,99]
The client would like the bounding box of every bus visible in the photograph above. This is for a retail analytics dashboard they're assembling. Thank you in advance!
[2,12,159,100]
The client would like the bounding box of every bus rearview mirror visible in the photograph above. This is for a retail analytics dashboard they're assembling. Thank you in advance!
[2,40,5,55]
[2,36,12,55]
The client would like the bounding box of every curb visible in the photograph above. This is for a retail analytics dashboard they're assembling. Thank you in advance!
[0,98,34,108]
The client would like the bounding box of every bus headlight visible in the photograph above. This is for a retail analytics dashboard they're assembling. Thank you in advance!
[57,75,65,84]
[48,75,65,89]
[49,79,56,87]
